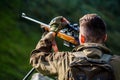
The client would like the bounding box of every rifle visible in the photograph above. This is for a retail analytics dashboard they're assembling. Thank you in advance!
[22,13,79,80]
[21,13,79,47]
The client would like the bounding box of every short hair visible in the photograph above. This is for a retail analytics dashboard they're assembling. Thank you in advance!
[79,14,106,43]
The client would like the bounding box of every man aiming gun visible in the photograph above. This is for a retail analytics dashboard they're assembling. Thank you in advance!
[30,14,120,80]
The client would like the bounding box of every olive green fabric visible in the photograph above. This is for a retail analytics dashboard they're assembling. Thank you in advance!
[49,16,69,33]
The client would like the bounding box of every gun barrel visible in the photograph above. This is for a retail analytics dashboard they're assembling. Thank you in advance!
[22,13,50,28]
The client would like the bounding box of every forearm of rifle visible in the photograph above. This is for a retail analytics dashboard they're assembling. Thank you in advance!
[57,32,78,45]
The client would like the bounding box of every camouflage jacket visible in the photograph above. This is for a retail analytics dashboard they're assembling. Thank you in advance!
[30,33,120,80]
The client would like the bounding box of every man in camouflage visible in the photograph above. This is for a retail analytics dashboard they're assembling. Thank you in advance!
[30,14,120,80]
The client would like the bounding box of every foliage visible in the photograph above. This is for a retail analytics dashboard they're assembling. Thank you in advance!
[0,0,120,79]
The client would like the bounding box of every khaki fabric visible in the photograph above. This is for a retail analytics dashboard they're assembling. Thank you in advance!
[30,34,120,80]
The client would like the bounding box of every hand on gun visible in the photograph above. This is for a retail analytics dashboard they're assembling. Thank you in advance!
[42,16,70,52]
[49,16,70,34]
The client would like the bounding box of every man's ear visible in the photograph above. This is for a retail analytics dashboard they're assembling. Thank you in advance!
[104,34,107,42]
[80,34,85,44]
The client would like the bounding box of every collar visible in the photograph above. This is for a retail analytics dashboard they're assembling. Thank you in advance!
[72,43,112,58]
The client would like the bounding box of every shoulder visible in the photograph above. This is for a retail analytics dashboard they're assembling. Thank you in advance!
[110,55,120,80]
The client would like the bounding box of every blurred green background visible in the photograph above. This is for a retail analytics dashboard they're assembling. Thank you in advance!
[0,0,120,80]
